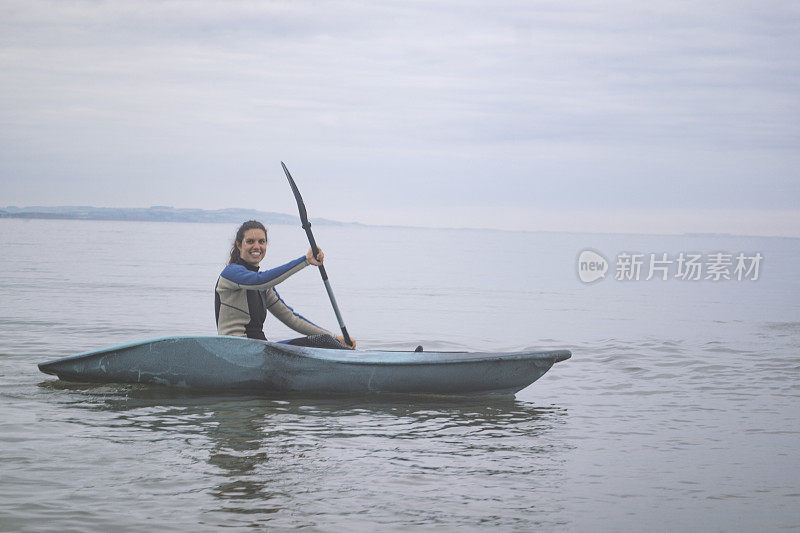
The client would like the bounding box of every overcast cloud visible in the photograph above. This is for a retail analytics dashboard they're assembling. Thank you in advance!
[1,0,798,235]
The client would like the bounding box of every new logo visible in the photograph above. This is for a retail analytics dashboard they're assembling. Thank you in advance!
[578,249,608,283]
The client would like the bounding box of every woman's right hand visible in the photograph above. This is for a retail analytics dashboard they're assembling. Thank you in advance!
[306,248,324,266]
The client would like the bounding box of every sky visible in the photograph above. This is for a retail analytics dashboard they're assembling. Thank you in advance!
[1,0,799,236]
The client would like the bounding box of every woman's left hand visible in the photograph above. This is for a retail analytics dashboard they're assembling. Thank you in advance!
[307,247,324,266]
[336,335,356,349]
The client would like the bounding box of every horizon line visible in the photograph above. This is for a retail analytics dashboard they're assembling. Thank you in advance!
[2,204,798,240]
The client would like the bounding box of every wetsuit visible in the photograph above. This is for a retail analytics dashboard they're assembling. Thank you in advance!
[215,257,330,340]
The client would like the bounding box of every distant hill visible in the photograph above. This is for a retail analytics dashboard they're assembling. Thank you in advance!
[0,206,349,226]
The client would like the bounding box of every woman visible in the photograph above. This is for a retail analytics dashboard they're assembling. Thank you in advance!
[215,220,354,348]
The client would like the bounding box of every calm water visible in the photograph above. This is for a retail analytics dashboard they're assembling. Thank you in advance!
[1,219,798,531]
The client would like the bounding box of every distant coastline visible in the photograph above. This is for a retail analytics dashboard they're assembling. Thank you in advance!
[1,205,795,240]
[0,205,348,226]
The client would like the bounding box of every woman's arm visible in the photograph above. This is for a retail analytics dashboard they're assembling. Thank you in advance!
[263,289,331,337]
[218,256,309,291]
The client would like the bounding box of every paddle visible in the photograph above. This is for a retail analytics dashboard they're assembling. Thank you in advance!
[281,162,354,347]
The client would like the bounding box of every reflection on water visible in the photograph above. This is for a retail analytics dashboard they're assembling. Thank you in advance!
[34,381,569,528]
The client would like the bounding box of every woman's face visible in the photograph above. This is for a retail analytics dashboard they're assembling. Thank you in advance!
[237,228,267,265]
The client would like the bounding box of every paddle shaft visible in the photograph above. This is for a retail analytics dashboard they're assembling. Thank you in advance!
[305,228,352,345]
[282,162,353,346]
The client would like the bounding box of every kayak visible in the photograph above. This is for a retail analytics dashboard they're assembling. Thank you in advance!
[38,336,571,396]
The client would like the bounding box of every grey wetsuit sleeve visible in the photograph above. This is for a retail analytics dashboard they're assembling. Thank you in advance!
[264,288,330,336]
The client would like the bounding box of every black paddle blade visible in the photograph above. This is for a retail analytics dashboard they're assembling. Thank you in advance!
[281,162,310,228]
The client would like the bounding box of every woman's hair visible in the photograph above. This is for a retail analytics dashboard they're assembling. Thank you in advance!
[228,220,268,265]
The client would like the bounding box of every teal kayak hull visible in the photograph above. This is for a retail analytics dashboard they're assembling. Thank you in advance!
[38,336,571,396]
